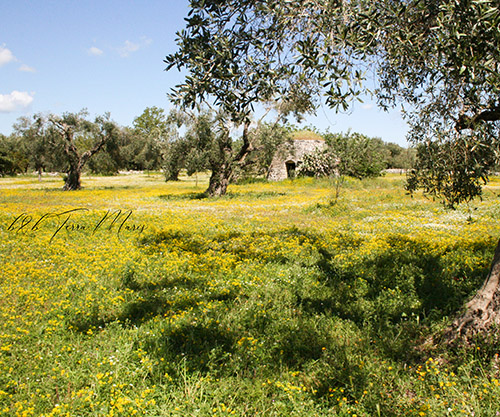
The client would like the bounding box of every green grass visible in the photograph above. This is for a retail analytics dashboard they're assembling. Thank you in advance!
[1,172,499,416]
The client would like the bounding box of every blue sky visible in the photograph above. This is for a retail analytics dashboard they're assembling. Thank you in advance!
[1,0,410,145]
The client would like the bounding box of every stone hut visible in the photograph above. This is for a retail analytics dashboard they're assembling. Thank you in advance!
[267,130,326,181]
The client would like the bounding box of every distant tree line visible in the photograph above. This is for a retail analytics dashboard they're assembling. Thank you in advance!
[0,106,416,189]
[0,107,167,189]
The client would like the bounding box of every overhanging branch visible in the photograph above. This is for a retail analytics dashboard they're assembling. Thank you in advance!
[456,107,500,131]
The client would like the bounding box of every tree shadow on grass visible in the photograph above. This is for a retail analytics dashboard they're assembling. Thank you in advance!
[68,265,240,334]
[70,226,493,385]
[92,185,139,191]
[223,191,287,199]
[136,226,483,333]
[67,293,173,333]
[296,236,491,360]
[157,190,287,202]
[143,321,236,375]
[157,192,208,201]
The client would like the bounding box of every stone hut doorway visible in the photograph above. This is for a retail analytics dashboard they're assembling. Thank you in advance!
[285,161,296,178]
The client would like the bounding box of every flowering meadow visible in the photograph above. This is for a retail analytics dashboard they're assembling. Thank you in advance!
[1,172,500,416]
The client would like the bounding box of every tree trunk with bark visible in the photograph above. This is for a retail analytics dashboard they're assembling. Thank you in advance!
[165,169,181,182]
[445,238,500,342]
[206,162,232,196]
[204,121,252,197]
[64,170,82,190]
[63,161,84,190]
[62,139,84,190]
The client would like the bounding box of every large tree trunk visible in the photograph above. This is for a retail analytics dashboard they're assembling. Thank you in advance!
[165,169,180,182]
[63,141,83,190]
[445,238,500,342]
[63,164,82,190]
[206,163,231,197]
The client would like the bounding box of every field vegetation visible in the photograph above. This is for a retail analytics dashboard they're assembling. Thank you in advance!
[1,172,500,416]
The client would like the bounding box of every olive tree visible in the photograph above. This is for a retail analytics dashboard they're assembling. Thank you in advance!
[48,110,118,190]
[130,106,169,171]
[371,0,500,339]
[161,109,236,195]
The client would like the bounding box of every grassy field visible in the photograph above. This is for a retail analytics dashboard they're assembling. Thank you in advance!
[1,172,500,416]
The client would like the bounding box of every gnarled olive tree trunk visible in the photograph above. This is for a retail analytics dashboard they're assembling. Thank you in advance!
[63,147,105,191]
[62,139,84,191]
[205,121,251,197]
[445,238,500,342]
[64,167,83,191]
[206,161,232,196]
[165,170,181,182]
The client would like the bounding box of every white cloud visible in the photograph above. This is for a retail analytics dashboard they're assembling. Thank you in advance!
[0,45,17,66]
[1,45,36,73]
[19,64,36,73]
[88,46,104,56]
[119,40,140,57]
[118,37,152,57]
[0,91,34,113]
[362,103,374,110]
